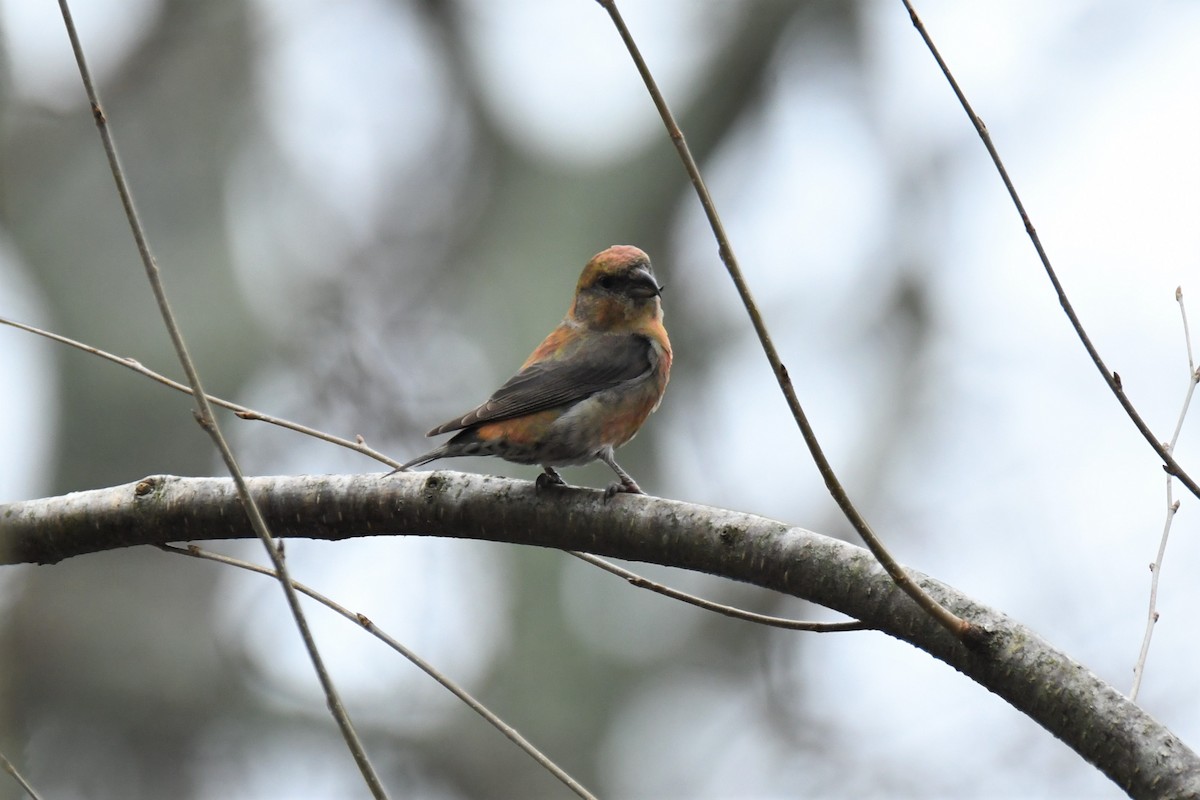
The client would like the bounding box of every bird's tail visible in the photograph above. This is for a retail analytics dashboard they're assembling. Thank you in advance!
[392,429,489,475]
[390,446,447,475]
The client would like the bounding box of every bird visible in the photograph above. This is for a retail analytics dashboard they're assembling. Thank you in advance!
[398,244,671,497]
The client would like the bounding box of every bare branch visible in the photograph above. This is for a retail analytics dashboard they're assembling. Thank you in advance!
[2,471,1198,797]
[159,544,597,800]
[593,0,974,644]
[0,750,43,800]
[568,552,868,632]
[55,2,386,794]
[901,0,1200,503]
[1131,288,1199,699]
[0,314,401,469]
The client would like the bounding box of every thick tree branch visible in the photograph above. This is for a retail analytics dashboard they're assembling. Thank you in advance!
[2,472,1197,798]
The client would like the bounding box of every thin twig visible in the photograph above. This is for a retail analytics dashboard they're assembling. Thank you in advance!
[901,0,1200,503]
[1181,287,1198,373]
[158,544,598,800]
[0,751,44,800]
[595,0,974,644]
[1130,288,1198,700]
[0,315,400,469]
[55,3,387,795]
[569,552,868,632]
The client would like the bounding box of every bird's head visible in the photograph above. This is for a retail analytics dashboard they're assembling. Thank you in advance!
[570,245,663,330]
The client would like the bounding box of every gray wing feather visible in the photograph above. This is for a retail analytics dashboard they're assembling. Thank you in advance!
[427,334,653,435]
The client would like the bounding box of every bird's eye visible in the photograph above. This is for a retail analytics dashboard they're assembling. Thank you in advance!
[597,275,620,290]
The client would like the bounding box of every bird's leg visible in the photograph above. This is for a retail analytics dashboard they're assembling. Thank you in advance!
[598,448,644,498]
[536,466,567,491]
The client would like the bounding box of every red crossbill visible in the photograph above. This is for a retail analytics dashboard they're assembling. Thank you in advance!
[399,245,671,496]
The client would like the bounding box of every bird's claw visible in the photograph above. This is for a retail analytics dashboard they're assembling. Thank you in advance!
[604,479,644,500]
[536,468,567,491]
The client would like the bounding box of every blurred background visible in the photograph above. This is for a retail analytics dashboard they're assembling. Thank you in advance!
[1,0,1199,797]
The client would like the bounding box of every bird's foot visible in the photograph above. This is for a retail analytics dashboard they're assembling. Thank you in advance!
[604,477,644,500]
[597,449,644,500]
[536,467,567,491]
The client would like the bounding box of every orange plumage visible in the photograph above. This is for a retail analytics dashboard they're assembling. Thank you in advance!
[400,245,671,496]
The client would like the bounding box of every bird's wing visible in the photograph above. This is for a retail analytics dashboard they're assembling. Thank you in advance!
[428,334,654,435]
